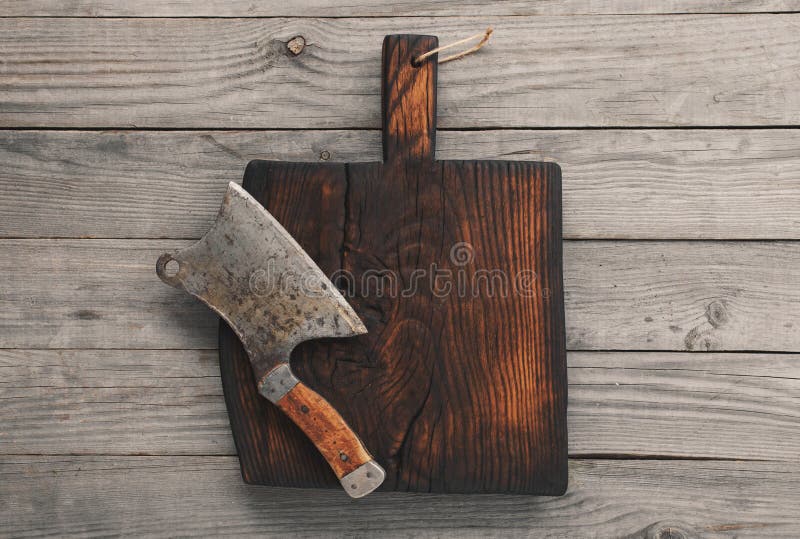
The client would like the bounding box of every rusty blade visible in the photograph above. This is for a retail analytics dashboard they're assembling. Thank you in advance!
[156,181,366,382]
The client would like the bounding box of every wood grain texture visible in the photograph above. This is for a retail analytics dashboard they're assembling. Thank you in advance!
[565,241,800,352]
[5,129,800,240]
[0,349,234,456]
[3,349,800,462]
[2,0,796,16]
[0,239,217,349]
[5,240,800,352]
[218,35,567,494]
[3,456,800,538]
[2,15,800,128]
[568,351,800,461]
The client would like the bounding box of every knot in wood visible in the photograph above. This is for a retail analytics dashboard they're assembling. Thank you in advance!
[286,36,306,56]
[642,521,698,539]
[705,300,729,328]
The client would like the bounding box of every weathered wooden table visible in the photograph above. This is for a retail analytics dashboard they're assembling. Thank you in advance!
[2,2,800,537]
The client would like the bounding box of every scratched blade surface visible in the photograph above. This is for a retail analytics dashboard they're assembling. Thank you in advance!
[158,182,366,380]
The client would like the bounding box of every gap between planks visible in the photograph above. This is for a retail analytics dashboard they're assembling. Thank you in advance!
[0,453,769,462]
[5,126,800,131]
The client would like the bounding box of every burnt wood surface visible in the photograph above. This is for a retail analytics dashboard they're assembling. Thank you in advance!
[219,34,567,494]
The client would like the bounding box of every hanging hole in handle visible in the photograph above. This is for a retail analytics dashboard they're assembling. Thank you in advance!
[164,258,179,277]
[156,253,183,288]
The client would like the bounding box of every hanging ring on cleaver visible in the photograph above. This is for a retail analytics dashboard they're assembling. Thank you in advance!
[156,182,385,498]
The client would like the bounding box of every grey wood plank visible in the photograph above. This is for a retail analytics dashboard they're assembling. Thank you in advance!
[567,351,800,461]
[3,349,798,462]
[2,456,798,537]
[1,0,797,16]
[565,241,800,351]
[0,239,216,349]
[3,239,800,351]
[4,129,800,240]
[0,130,362,240]
[1,15,799,128]
[0,349,234,456]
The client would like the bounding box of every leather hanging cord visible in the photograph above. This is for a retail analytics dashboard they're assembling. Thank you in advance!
[412,27,494,66]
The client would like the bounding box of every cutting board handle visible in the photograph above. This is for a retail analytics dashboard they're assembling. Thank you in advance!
[382,35,438,164]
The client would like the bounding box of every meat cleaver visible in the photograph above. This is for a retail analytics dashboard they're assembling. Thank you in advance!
[156,181,385,498]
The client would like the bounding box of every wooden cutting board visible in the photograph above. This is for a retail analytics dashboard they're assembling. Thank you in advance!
[218,34,567,494]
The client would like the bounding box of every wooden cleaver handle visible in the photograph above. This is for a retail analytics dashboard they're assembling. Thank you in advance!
[259,364,385,498]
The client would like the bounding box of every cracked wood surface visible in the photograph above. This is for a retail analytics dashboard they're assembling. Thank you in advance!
[2,15,800,128]
[5,129,800,240]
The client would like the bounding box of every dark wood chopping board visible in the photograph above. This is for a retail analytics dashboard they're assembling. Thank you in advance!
[219,34,567,494]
